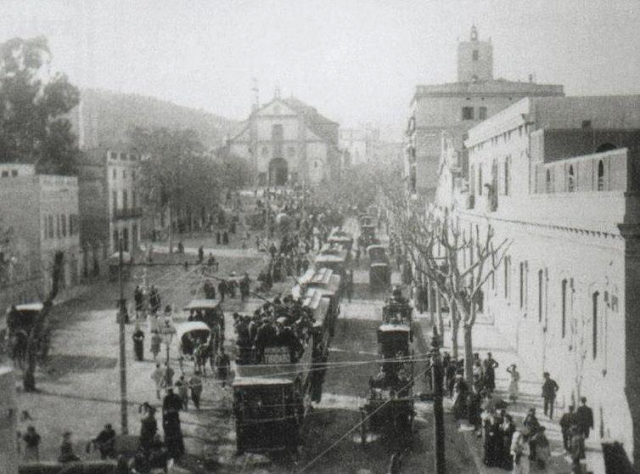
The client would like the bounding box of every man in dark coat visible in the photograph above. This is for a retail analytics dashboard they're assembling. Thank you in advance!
[240,274,251,301]
[162,389,185,459]
[132,324,145,361]
[218,280,227,302]
[134,286,144,318]
[541,372,559,419]
[560,405,577,451]
[93,424,116,459]
[576,397,594,438]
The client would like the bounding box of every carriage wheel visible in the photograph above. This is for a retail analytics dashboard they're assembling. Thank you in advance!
[360,409,367,446]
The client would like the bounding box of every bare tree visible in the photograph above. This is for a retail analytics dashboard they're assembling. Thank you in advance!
[23,251,64,391]
[386,189,509,384]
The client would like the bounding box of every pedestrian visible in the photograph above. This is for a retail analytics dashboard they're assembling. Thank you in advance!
[189,374,203,410]
[198,245,204,263]
[139,403,157,452]
[240,273,251,301]
[355,247,361,267]
[216,348,231,388]
[506,364,520,403]
[162,389,185,460]
[483,416,502,467]
[568,425,586,473]
[500,414,516,470]
[58,431,81,463]
[532,426,551,469]
[216,231,221,245]
[218,279,227,302]
[163,363,175,390]
[22,426,41,462]
[92,423,116,459]
[576,396,594,438]
[223,230,229,245]
[150,332,162,361]
[134,286,144,320]
[151,363,164,399]
[560,405,577,451]
[132,323,145,361]
[541,372,559,419]
[482,352,499,393]
[511,428,531,474]
[176,375,189,411]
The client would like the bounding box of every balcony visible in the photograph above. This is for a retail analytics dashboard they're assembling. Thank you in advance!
[113,208,143,220]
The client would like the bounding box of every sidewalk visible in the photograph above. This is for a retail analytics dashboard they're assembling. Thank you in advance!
[413,312,603,473]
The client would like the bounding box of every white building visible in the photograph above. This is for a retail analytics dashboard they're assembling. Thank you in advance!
[437,95,640,467]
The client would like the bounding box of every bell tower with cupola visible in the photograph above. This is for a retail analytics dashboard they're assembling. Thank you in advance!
[457,25,493,83]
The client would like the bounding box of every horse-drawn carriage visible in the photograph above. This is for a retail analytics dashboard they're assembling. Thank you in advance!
[360,291,415,446]
[328,228,354,250]
[368,245,391,291]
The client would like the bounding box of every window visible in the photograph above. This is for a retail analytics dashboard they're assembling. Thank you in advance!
[472,50,479,61]
[593,292,599,359]
[113,230,119,252]
[113,191,118,212]
[462,107,474,120]
[61,214,67,237]
[504,156,511,195]
[122,169,126,179]
[48,215,54,239]
[561,279,568,338]
[56,215,61,238]
[314,161,319,169]
[123,190,128,210]
[470,166,476,195]
[597,160,605,191]
[43,216,48,240]
[261,147,269,157]
[538,270,544,322]
[568,165,575,192]
[1,170,8,177]
[112,168,117,180]
[504,257,510,299]
[545,169,552,193]
[519,262,524,308]
[479,107,487,120]
[272,124,284,141]
[288,146,296,158]
[478,167,483,195]
[132,191,137,209]
[11,170,17,177]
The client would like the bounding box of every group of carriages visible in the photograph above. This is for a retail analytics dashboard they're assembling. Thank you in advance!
[356,211,391,292]
[231,249,346,455]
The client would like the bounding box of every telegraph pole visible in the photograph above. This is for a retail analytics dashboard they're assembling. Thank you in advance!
[430,326,446,474]
[118,238,129,435]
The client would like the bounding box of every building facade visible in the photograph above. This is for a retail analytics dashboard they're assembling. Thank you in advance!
[406,26,564,199]
[0,164,81,309]
[77,148,142,263]
[437,95,640,467]
[228,93,340,186]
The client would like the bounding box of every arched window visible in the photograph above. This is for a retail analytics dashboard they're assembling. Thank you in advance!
[545,169,552,193]
[568,165,575,192]
[597,160,605,191]
[478,167,483,195]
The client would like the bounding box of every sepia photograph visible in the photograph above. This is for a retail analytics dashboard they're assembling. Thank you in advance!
[0,1,639,473]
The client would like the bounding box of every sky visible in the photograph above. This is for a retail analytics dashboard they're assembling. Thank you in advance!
[1,0,639,141]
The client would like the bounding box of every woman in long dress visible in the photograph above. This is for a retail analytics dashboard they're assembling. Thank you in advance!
[507,364,520,403]
[511,429,531,474]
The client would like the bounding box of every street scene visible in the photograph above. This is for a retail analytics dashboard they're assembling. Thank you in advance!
[0,2,639,474]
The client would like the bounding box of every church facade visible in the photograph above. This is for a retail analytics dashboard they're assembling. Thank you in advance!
[228,94,340,186]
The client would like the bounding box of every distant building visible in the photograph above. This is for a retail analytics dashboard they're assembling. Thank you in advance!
[228,91,341,186]
[0,164,80,309]
[339,126,381,166]
[437,95,640,469]
[77,149,142,265]
[406,26,564,198]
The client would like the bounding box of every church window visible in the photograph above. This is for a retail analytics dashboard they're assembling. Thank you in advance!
[597,160,605,191]
[479,107,487,120]
[272,124,284,141]
[462,107,474,121]
[472,50,479,61]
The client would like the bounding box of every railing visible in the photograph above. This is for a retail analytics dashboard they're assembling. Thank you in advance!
[113,208,143,220]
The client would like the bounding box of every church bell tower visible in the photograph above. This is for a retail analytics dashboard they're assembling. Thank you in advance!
[457,26,493,83]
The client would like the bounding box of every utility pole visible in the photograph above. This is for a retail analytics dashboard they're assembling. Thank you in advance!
[430,326,446,474]
[118,238,129,435]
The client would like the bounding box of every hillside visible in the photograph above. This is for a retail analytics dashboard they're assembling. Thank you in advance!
[69,88,239,150]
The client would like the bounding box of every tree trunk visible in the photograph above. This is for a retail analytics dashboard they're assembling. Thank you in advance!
[451,317,459,359]
[464,324,474,386]
[24,252,64,392]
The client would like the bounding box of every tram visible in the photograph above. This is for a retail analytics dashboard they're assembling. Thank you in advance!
[232,281,340,455]
[360,289,415,446]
